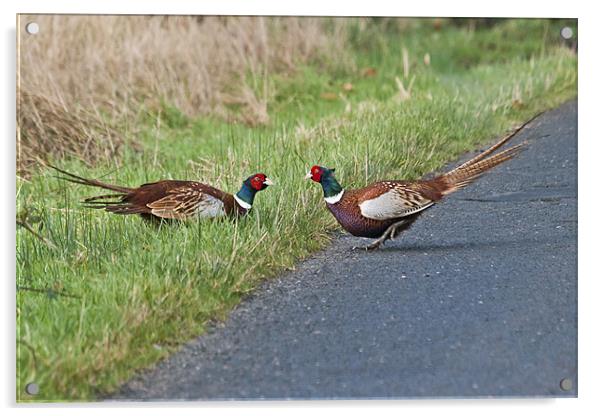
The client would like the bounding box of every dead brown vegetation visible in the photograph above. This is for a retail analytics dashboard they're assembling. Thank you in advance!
[17,15,353,173]
[17,91,126,174]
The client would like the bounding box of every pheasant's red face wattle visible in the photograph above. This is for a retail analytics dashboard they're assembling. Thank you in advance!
[250,173,272,191]
[308,165,323,182]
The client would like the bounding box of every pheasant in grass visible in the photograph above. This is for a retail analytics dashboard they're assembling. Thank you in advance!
[50,166,273,221]
[306,116,537,250]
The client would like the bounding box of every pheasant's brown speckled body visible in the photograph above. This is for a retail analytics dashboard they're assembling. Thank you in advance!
[50,166,272,221]
[308,113,538,249]
[326,180,445,238]
[106,180,245,219]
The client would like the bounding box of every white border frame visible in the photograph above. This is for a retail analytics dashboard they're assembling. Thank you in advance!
[3,1,600,414]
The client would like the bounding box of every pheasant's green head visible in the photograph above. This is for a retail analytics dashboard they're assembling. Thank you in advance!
[305,165,335,183]
[305,165,343,200]
[236,173,273,208]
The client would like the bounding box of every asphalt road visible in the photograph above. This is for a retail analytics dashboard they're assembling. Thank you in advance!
[112,101,577,400]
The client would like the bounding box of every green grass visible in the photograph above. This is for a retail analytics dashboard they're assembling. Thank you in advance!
[16,19,577,401]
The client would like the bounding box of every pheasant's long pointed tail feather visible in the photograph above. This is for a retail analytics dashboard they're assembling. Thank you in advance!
[83,193,126,203]
[47,164,133,194]
[439,142,527,196]
[103,205,150,215]
[81,199,127,207]
[447,111,541,176]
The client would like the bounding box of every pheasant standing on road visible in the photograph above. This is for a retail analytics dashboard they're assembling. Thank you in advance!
[50,166,273,221]
[306,115,538,250]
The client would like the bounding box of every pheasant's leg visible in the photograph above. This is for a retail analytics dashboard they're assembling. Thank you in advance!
[389,219,408,240]
[364,220,407,251]
[351,235,391,251]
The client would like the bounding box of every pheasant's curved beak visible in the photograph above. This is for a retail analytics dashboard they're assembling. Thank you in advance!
[263,178,274,186]
[304,171,312,180]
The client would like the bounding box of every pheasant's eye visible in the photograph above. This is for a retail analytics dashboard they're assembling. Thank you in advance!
[313,167,320,174]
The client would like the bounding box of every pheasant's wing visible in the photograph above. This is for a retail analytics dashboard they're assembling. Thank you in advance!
[146,186,226,220]
[358,183,434,221]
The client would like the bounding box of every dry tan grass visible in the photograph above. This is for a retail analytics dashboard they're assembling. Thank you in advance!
[17,91,127,175]
[17,15,353,172]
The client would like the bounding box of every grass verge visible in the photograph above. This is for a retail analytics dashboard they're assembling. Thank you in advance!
[17,18,577,401]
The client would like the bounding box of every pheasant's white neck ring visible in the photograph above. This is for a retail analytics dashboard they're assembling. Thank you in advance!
[324,189,345,204]
[234,194,252,210]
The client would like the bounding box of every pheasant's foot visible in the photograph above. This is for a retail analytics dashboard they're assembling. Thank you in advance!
[352,237,386,251]
[352,244,371,251]
[366,220,408,250]
[353,220,408,251]
[365,240,385,250]
[364,230,393,250]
